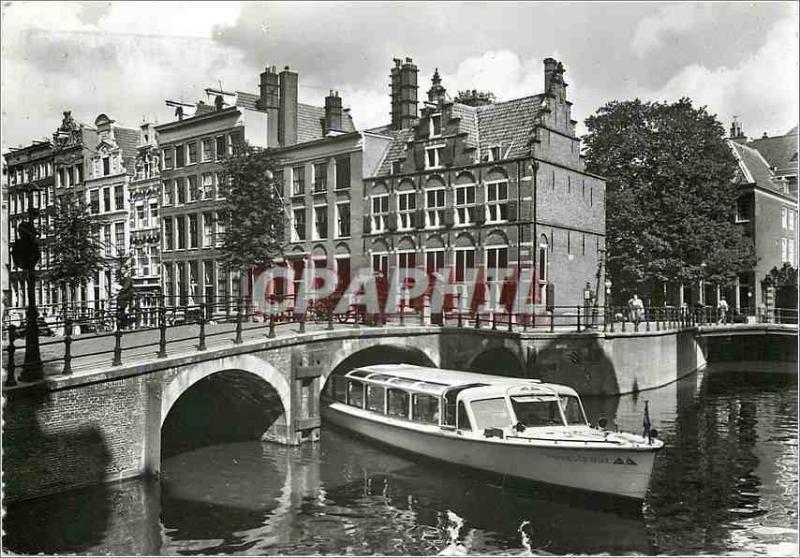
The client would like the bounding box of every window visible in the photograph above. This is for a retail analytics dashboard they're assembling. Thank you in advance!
[425,188,445,228]
[215,136,226,160]
[387,389,410,419]
[371,194,389,232]
[188,175,199,201]
[292,208,306,241]
[336,202,350,238]
[176,178,186,204]
[137,247,149,277]
[736,196,752,223]
[202,138,213,162]
[347,380,364,408]
[136,204,146,228]
[202,173,214,199]
[430,113,442,137]
[560,396,586,425]
[175,144,185,167]
[539,238,549,282]
[486,181,508,223]
[176,215,186,249]
[102,157,110,176]
[790,210,796,232]
[90,190,100,214]
[372,253,388,276]
[313,162,327,192]
[115,185,124,210]
[486,246,508,283]
[455,248,475,283]
[425,249,444,275]
[398,251,416,270]
[164,219,174,250]
[398,192,416,230]
[411,394,439,424]
[511,396,564,427]
[103,188,111,212]
[76,164,83,184]
[163,148,174,169]
[103,225,112,256]
[189,214,198,248]
[335,156,350,190]
[203,212,214,247]
[392,161,402,175]
[454,185,476,225]
[425,145,445,169]
[458,401,472,430]
[187,142,198,164]
[314,205,328,240]
[292,166,305,195]
[471,398,511,430]
[489,146,502,162]
[150,202,158,223]
[782,207,788,229]
[366,385,385,413]
[165,263,175,300]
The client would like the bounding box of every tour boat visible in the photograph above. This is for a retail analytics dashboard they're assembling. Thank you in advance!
[321,364,664,500]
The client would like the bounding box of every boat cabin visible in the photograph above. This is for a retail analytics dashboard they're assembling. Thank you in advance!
[325,364,589,433]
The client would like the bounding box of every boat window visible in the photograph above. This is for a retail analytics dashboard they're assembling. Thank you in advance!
[411,394,439,424]
[348,369,371,378]
[510,396,564,427]
[347,380,365,408]
[471,398,512,430]
[560,395,586,425]
[366,384,385,413]
[457,401,472,431]
[332,375,348,403]
[386,389,409,419]
[367,374,395,384]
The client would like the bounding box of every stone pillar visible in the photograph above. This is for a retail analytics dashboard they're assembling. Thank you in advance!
[764,285,776,324]
[145,380,163,476]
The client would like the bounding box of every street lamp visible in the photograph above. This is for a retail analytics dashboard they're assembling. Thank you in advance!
[11,181,44,381]
[605,279,613,323]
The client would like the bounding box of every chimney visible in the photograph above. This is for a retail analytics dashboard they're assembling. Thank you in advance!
[729,118,747,143]
[543,58,567,101]
[325,90,343,134]
[258,65,280,147]
[390,57,418,130]
[427,68,447,105]
[279,65,298,147]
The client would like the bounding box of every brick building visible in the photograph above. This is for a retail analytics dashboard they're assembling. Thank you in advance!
[727,121,798,311]
[361,57,606,313]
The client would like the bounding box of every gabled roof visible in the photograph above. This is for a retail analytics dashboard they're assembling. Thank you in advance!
[728,140,785,194]
[747,127,799,176]
[475,94,546,159]
[297,103,357,144]
[365,125,415,177]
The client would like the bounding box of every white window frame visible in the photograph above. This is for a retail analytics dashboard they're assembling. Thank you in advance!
[313,161,327,193]
[789,238,796,266]
[335,202,350,239]
[485,245,509,307]
[425,188,446,228]
[397,250,416,271]
[781,238,788,262]
[454,184,476,226]
[371,194,389,233]
[430,113,443,138]
[424,248,445,275]
[313,204,328,241]
[454,247,476,284]
[371,252,389,276]
[425,144,445,170]
[292,207,306,242]
[782,207,788,229]
[397,191,416,231]
[202,212,214,247]
[789,209,796,232]
[485,180,509,224]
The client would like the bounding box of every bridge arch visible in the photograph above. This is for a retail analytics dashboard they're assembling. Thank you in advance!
[160,354,292,428]
[467,344,526,377]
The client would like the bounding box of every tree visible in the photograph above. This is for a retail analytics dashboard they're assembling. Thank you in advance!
[453,89,496,107]
[762,263,797,289]
[44,194,105,301]
[217,144,286,297]
[582,98,756,304]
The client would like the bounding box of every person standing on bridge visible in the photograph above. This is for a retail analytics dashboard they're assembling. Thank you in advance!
[717,297,729,325]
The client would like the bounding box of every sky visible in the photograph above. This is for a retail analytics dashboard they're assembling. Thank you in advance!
[1,1,798,155]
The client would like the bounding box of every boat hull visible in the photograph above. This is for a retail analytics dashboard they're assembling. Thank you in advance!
[322,403,658,500]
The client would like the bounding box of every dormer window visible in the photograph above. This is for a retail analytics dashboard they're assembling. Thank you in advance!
[102,157,110,176]
[392,161,402,175]
[425,145,445,169]
[488,146,502,162]
[430,113,443,137]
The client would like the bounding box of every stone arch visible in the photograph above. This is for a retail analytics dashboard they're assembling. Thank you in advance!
[455,232,477,248]
[371,181,389,194]
[371,238,390,253]
[455,171,476,185]
[485,229,509,247]
[335,242,350,256]
[486,167,508,182]
[467,344,526,377]
[397,178,416,191]
[397,236,416,251]
[425,234,446,249]
[425,175,445,188]
[160,354,292,429]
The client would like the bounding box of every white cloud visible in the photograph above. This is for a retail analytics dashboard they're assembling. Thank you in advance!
[437,50,543,103]
[631,3,713,57]
[644,18,798,136]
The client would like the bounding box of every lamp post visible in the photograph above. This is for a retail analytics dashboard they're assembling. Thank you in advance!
[11,181,44,381]
[605,279,612,323]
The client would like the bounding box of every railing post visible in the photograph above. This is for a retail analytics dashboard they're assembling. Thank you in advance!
[491,310,497,331]
[235,298,244,344]
[645,309,650,332]
[198,303,207,351]
[634,313,640,332]
[268,311,276,338]
[474,311,481,329]
[63,318,73,375]
[576,306,581,332]
[603,308,608,333]
[112,315,123,367]
[299,311,306,334]
[549,310,555,333]
[610,307,615,333]
[157,299,168,358]
[457,298,463,328]
[399,299,406,327]
[5,325,17,387]
[327,304,335,330]
[507,310,513,333]
[621,313,627,333]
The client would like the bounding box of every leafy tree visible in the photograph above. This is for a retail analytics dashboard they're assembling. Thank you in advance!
[454,89,496,107]
[44,194,105,299]
[582,98,756,303]
[762,263,797,288]
[218,144,286,294]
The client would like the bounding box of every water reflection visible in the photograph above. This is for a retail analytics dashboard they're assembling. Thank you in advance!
[3,366,796,556]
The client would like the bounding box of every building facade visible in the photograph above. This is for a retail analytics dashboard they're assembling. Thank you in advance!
[361,58,606,314]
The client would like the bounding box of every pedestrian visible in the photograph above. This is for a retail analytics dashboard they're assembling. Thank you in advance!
[717,297,729,324]
[630,294,644,324]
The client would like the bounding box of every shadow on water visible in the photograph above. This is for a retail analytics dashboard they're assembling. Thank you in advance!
[2,385,112,554]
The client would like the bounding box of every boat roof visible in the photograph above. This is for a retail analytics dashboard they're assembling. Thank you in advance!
[343,364,580,398]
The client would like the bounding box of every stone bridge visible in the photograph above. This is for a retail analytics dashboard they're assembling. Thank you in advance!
[3,320,795,502]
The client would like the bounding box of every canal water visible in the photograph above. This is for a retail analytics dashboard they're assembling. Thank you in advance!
[4,366,797,556]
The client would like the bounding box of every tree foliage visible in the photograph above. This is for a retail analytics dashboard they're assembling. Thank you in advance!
[582,98,756,301]
[217,144,286,274]
[44,194,105,289]
[762,263,797,288]
[453,89,496,107]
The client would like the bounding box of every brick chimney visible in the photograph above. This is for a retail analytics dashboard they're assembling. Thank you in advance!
[390,57,418,130]
[258,65,280,148]
[279,65,298,147]
[325,90,343,134]
[543,58,567,101]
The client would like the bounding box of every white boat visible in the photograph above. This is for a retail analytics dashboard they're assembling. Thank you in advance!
[321,364,664,500]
